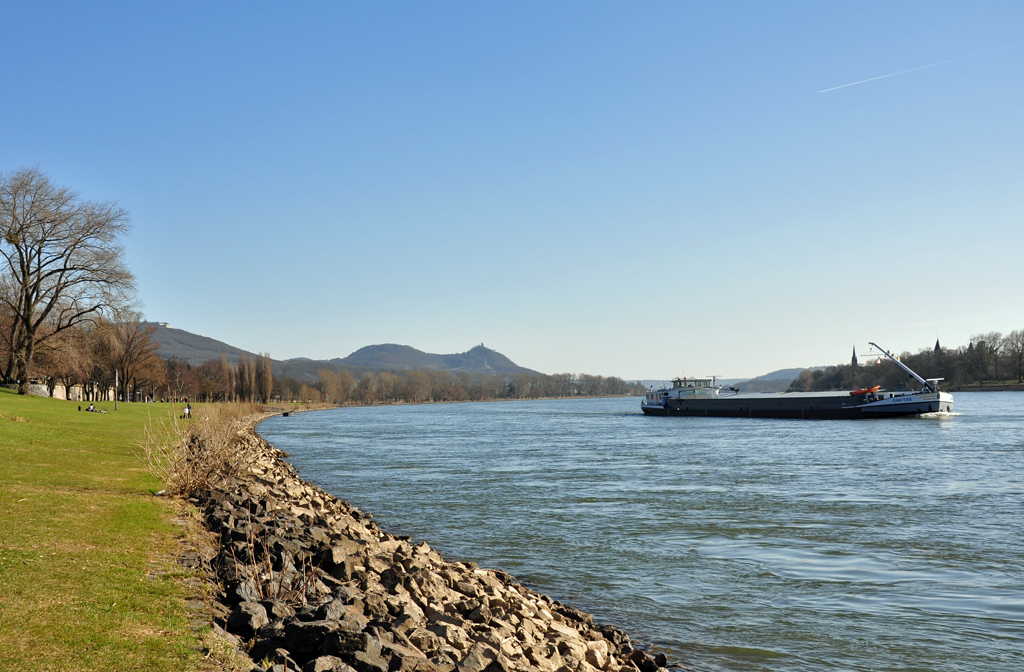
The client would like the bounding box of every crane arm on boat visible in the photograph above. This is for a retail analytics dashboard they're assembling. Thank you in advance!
[868,342,934,392]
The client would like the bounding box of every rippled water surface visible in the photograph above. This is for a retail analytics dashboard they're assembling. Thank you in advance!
[258,393,1023,672]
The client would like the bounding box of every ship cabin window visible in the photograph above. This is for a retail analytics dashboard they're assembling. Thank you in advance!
[673,378,714,389]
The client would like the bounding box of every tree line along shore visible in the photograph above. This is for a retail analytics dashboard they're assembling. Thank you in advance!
[789,332,1024,393]
[3,314,646,405]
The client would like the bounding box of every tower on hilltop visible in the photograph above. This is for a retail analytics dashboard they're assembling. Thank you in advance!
[851,345,858,368]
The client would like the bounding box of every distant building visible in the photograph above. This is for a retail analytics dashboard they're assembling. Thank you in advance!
[934,338,941,353]
[851,345,858,368]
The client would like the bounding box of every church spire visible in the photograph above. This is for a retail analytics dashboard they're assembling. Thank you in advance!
[851,344,858,368]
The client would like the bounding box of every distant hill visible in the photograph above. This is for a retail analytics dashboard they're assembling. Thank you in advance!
[144,323,536,382]
[144,323,257,365]
[734,367,806,393]
[341,343,531,374]
[275,343,536,382]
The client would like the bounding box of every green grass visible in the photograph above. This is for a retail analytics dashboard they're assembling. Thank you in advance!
[0,389,219,671]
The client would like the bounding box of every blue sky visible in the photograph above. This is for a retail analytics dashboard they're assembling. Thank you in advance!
[3,2,1022,378]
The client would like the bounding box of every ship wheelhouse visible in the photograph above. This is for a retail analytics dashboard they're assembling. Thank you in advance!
[641,376,722,408]
[672,377,714,390]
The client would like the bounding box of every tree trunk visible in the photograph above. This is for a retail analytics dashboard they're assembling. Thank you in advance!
[3,352,14,383]
[15,325,35,395]
[16,354,29,395]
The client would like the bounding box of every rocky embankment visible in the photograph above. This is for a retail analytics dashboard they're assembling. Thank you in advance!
[193,415,680,672]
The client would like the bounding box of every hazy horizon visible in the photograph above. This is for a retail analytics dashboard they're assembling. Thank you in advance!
[4,2,1022,379]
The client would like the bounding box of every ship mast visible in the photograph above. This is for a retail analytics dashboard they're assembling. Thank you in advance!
[868,342,934,392]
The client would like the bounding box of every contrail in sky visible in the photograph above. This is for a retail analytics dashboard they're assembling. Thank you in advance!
[818,42,1023,93]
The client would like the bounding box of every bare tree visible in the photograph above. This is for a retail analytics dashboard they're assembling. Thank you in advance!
[0,276,20,380]
[220,354,235,401]
[165,357,191,401]
[246,355,257,402]
[1004,330,1024,383]
[973,332,1005,382]
[319,369,346,403]
[256,352,273,403]
[298,383,321,403]
[358,371,379,402]
[101,311,160,401]
[236,355,250,401]
[0,168,134,394]
[407,370,431,403]
[86,329,116,401]
[32,324,90,399]
[378,371,399,403]
[133,350,167,402]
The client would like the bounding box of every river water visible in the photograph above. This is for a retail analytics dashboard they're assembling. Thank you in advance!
[257,392,1023,672]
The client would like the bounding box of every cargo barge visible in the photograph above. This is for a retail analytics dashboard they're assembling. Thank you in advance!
[641,342,953,419]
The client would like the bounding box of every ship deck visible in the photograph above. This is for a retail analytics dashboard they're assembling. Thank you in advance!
[643,389,944,420]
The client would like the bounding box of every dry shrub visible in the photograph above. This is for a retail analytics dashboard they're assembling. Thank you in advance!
[140,403,259,495]
[231,510,325,607]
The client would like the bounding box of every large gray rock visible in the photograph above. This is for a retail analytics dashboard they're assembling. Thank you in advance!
[284,620,340,660]
[228,601,269,639]
[467,603,491,624]
[585,644,608,670]
[316,598,349,621]
[351,650,389,672]
[407,628,442,656]
[363,593,389,620]
[303,655,355,672]
[230,579,262,604]
[381,641,451,672]
[262,598,297,620]
[628,650,659,672]
[456,643,498,672]
[256,618,287,642]
[427,622,471,653]
[380,567,404,591]
[323,630,378,658]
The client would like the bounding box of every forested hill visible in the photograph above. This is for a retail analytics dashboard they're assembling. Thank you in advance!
[735,367,806,393]
[144,323,256,365]
[340,343,534,374]
[144,323,536,381]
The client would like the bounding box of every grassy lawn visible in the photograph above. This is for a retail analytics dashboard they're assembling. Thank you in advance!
[0,388,219,672]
